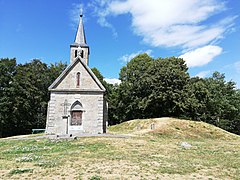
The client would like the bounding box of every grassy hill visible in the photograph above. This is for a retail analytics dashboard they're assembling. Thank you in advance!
[109,117,239,140]
[0,118,239,179]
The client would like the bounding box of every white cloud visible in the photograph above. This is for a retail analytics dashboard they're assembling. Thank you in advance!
[179,45,222,67]
[104,78,121,85]
[88,0,118,37]
[91,0,235,49]
[70,2,118,36]
[70,3,84,29]
[119,49,153,63]
[195,70,211,78]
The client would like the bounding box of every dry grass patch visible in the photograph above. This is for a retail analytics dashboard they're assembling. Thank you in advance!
[109,117,239,140]
[0,118,240,179]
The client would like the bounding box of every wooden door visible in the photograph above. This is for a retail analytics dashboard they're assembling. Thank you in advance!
[71,111,82,125]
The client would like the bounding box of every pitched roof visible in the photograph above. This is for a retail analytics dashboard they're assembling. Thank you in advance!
[48,57,106,92]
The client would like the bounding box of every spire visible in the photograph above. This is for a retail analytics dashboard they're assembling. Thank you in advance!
[70,8,90,65]
[74,8,87,46]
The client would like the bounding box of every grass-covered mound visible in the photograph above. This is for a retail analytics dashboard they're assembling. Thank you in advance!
[108,117,238,140]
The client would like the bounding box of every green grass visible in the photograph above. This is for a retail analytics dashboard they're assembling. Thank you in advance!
[9,168,33,175]
[89,175,103,180]
[0,118,240,179]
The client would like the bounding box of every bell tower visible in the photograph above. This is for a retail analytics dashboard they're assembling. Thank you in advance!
[70,10,89,65]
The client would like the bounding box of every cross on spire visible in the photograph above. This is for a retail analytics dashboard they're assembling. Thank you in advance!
[80,7,83,17]
[74,8,87,46]
[70,5,90,65]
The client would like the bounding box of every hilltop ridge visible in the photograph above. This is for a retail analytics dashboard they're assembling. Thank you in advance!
[108,117,239,140]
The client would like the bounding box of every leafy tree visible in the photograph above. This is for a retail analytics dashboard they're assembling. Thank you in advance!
[10,60,51,135]
[91,67,104,82]
[117,53,153,121]
[48,61,68,83]
[203,72,239,133]
[184,77,210,120]
[143,57,190,118]
[0,58,67,137]
[0,58,17,137]
[115,55,190,122]
[230,90,240,134]
[184,72,240,134]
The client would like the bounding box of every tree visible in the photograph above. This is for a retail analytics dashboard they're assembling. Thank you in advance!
[6,60,50,135]
[0,58,67,137]
[114,54,191,122]
[230,90,240,134]
[143,57,190,118]
[117,53,153,121]
[203,72,239,133]
[184,77,210,120]
[48,61,68,83]
[0,58,17,137]
[185,72,240,134]
[91,67,104,82]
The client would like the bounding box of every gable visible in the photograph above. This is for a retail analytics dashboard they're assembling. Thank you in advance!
[49,58,105,92]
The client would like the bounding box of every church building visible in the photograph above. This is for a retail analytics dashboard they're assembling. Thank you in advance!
[45,12,107,135]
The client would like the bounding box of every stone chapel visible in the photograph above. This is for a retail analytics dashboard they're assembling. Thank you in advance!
[45,12,107,135]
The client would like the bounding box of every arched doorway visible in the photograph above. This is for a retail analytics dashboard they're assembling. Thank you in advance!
[70,101,84,126]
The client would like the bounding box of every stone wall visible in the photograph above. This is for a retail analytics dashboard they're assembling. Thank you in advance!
[46,91,105,135]
[55,62,100,90]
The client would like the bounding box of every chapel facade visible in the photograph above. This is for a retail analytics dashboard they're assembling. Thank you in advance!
[45,12,107,135]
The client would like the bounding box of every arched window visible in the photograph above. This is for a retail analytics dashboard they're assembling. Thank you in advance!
[71,101,83,126]
[76,72,80,87]
[75,50,78,58]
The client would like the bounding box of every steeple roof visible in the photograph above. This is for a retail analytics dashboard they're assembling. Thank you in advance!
[74,10,88,47]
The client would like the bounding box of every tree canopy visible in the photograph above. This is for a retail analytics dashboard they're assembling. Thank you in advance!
[0,58,67,137]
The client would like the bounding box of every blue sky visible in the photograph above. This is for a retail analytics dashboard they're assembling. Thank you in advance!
[0,0,240,87]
